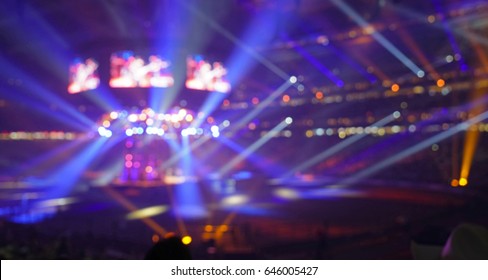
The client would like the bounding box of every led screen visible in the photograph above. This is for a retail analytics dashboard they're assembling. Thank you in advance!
[109,51,174,88]
[185,55,231,93]
[68,58,100,94]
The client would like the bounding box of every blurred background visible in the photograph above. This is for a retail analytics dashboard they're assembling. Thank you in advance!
[0,0,487,259]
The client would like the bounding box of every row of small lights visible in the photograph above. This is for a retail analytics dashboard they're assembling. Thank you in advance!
[256,123,488,139]
[4,122,487,142]
[223,76,462,110]
[0,131,79,141]
[97,108,221,139]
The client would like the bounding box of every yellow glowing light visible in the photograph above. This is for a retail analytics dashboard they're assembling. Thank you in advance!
[391,84,400,92]
[204,225,214,232]
[110,111,119,119]
[219,225,229,232]
[305,130,314,138]
[178,109,187,117]
[145,166,153,173]
[437,79,445,87]
[126,205,169,220]
[451,179,459,187]
[222,194,249,206]
[275,188,300,199]
[363,25,375,35]
[102,120,111,128]
[185,114,193,122]
[182,235,192,245]
[459,178,468,187]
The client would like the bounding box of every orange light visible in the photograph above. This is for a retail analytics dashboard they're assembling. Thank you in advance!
[282,94,290,103]
[391,84,400,92]
[204,225,213,232]
[459,178,468,187]
[315,91,324,99]
[451,179,459,187]
[145,166,153,173]
[152,234,160,243]
[219,225,229,232]
[182,235,192,245]
[437,79,445,87]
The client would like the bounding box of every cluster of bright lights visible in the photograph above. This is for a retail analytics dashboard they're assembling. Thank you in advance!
[96,108,220,139]
[0,131,79,141]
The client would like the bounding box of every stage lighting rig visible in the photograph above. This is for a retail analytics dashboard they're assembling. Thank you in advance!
[95,107,220,139]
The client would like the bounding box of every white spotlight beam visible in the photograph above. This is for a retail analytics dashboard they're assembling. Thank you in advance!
[218,118,292,177]
[223,79,294,133]
[330,0,425,77]
[338,110,488,187]
[283,111,400,178]
[178,1,291,81]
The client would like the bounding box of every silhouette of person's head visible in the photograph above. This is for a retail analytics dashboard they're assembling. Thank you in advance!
[144,235,192,260]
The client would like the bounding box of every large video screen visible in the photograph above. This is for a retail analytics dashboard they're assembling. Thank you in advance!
[68,58,100,94]
[109,51,174,88]
[186,55,231,93]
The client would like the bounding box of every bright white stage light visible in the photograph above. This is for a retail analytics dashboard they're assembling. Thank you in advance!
[110,111,119,119]
[97,126,112,138]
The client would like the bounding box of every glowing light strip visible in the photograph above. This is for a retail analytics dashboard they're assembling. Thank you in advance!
[330,0,424,77]
[104,187,167,235]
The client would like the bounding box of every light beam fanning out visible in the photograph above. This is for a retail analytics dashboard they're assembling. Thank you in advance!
[330,0,424,77]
